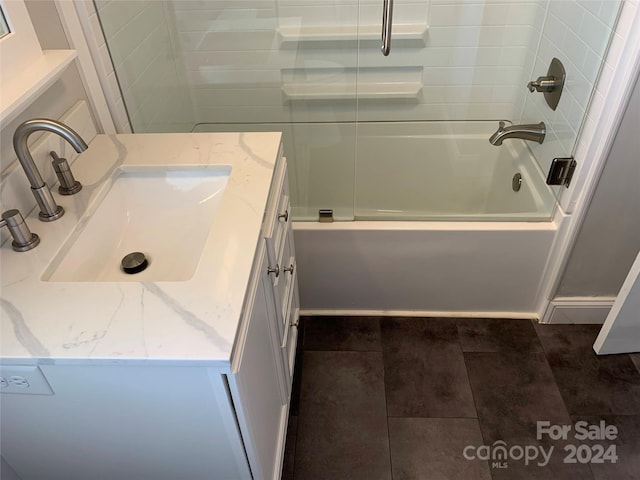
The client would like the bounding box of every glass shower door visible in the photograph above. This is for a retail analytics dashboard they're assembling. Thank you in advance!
[96,0,623,222]
[353,0,622,221]
[96,0,360,220]
[277,1,361,221]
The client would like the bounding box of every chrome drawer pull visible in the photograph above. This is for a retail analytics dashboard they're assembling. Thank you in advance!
[283,264,295,275]
[267,264,280,277]
[278,210,289,222]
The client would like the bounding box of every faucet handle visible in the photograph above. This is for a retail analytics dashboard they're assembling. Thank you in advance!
[0,209,40,252]
[50,151,82,195]
[527,76,559,93]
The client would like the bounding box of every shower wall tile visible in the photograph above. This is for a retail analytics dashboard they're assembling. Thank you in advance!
[426,25,537,48]
[94,1,195,132]
[521,0,623,177]
[78,0,129,133]
[429,2,540,26]
[166,0,546,127]
[95,1,148,38]
[571,0,637,211]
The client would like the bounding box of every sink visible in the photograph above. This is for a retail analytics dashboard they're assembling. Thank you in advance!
[43,166,230,282]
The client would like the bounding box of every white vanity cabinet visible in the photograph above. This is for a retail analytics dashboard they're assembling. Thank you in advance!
[262,158,300,395]
[227,155,300,480]
[0,143,299,480]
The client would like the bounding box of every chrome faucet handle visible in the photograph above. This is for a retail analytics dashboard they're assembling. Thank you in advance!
[50,151,82,195]
[527,76,559,93]
[0,209,40,252]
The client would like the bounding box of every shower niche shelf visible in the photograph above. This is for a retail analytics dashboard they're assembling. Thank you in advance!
[282,82,422,102]
[277,24,428,49]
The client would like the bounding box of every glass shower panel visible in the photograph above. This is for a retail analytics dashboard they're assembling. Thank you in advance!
[276,1,360,220]
[97,0,359,221]
[97,0,622,222]
[521,0,622,181]
[353,0,621,221]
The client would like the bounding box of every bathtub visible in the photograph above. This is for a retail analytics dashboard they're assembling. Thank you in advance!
[292,122,560,316]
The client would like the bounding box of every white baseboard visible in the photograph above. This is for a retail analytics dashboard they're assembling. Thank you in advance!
[541,297,616,324]
[300,309,537,320]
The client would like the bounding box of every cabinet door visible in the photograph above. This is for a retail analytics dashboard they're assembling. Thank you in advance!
[229,247,288,480]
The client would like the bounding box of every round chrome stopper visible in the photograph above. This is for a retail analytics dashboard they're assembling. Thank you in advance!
[121,252,148,274]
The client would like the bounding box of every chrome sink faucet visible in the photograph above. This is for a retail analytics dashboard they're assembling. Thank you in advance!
[13,119,88,221]
[489,121,546,146]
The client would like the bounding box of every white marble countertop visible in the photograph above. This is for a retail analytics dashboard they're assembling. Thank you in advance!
[0,132,281,367]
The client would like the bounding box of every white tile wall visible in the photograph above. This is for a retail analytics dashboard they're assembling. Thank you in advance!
[521,0,623,175]
[569,0,638,205]
[92,0,194,132]
[159,0,546,125]
[83,0,131,133]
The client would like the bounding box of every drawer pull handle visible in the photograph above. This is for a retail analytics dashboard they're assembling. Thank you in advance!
[267,264,280,277]
[283,264,295,275]
[278,210,289,222]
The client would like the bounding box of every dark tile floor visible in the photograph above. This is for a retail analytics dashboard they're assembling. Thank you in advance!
[282,317,640,480]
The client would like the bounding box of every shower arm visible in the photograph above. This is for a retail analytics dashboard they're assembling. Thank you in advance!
[381,0,394,56]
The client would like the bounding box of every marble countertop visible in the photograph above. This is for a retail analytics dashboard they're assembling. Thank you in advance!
[0,132,281,367]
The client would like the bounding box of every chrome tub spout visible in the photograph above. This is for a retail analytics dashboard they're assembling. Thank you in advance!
[489,121,546,146]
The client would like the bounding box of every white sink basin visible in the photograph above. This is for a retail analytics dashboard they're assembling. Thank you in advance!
[43,166,230,282]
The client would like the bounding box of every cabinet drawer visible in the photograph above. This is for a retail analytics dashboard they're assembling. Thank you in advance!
[271,225,295,343]
[264,160,290,269]
[281,281,300,385]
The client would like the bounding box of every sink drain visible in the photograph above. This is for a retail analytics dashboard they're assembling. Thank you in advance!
[121,252,148,274]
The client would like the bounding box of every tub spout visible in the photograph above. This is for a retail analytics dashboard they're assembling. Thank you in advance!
[489,121,546,146]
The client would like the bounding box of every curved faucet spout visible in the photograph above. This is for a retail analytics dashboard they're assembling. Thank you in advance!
[13,119,89,221]
[13,119,88,188]
[489,121,546,146]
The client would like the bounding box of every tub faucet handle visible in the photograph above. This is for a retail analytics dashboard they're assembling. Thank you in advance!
[527,76,559,93]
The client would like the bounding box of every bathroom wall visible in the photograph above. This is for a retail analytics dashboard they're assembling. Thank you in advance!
[0,1,91,174]
[0,457,21,480]
[0,1,94,245]
[556,69,640,297]
[93,0,194,132]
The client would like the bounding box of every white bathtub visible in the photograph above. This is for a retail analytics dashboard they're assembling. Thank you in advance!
[292,122,559,316]
[353,122,556,221]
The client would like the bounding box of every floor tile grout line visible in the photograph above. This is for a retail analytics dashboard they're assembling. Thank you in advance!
[289,350,302,480]
[457,324,495,480]
[378,318,396,480]
[386,414,479,419]
[301,348,383,353]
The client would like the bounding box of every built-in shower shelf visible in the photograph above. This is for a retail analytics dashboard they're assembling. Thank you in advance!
[277,24,428,48]
[282,82,422,101]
